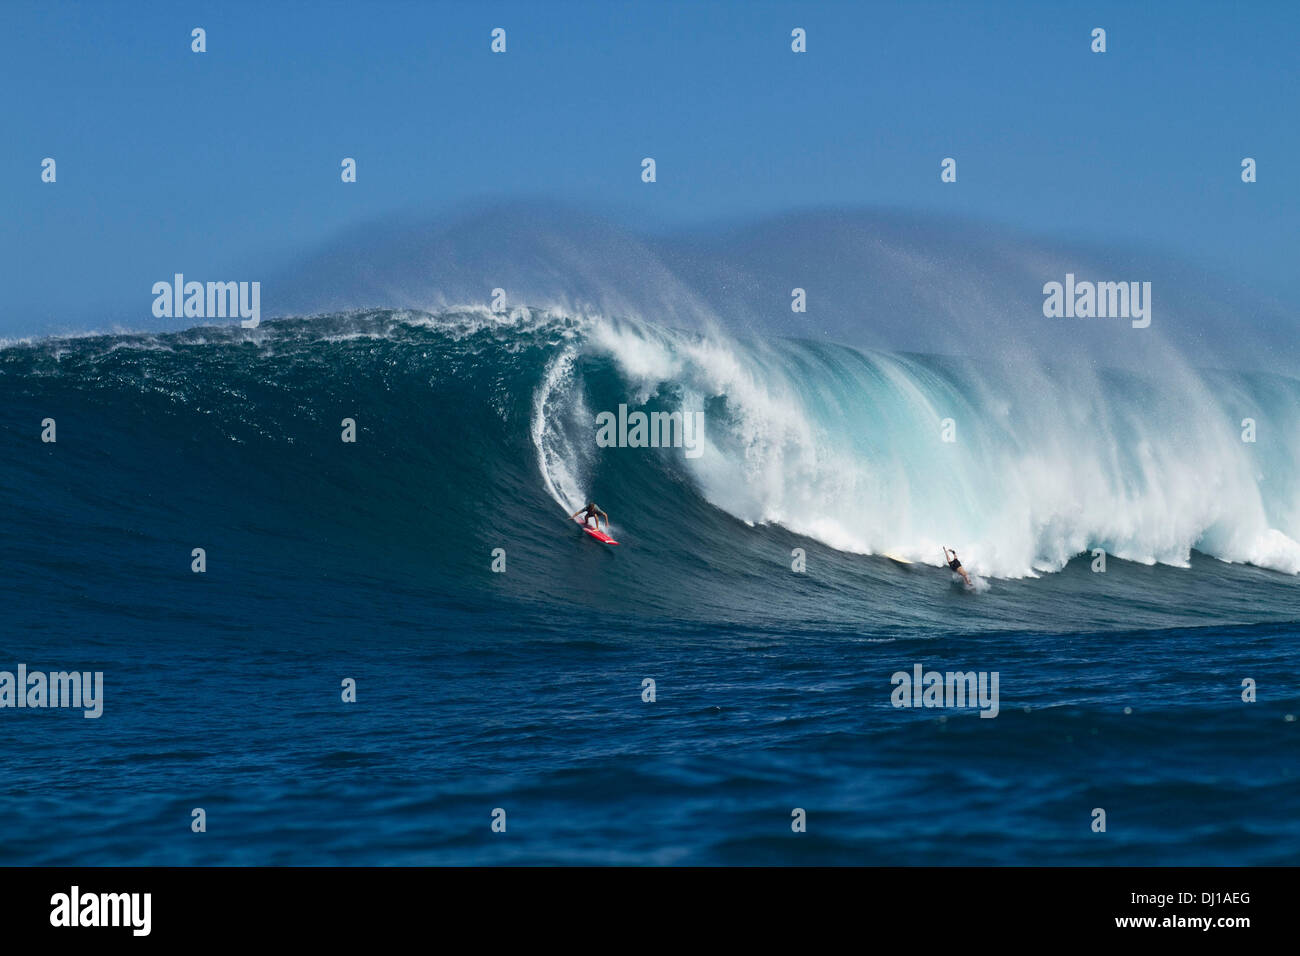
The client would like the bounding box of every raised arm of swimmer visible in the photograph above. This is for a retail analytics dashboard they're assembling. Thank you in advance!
[942,547,973,588]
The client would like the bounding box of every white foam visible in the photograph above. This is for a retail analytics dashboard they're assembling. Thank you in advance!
[532,313,1300,579]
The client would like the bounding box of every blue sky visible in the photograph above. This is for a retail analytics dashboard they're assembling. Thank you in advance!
[3,0,1297,335]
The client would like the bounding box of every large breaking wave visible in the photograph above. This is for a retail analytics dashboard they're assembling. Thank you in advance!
[528,310,1300,578]
[7,307,1300,582]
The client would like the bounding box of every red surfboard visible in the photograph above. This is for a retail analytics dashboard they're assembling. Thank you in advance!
[578,522,619,545]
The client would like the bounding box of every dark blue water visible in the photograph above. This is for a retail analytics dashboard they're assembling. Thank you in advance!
[2,312,1297,864]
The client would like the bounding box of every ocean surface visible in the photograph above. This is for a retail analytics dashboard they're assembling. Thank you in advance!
[1,309,1297,865]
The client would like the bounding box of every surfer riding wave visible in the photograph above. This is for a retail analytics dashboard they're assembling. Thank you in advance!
[572,502,609,531]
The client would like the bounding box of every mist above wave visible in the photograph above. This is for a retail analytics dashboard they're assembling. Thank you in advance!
[267,201,1298,375]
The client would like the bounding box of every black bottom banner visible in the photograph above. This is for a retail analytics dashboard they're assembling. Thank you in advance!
[0,866,1276,942]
